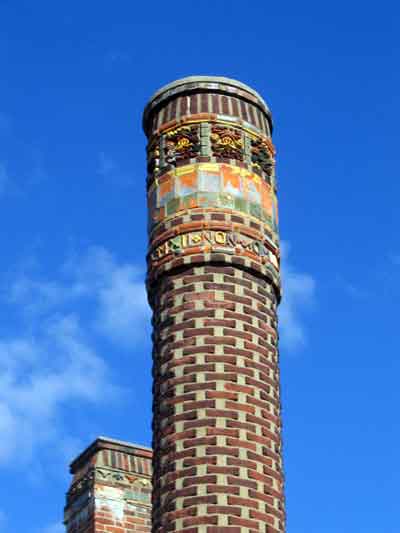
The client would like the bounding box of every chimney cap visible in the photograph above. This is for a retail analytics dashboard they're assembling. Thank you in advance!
[142,75,273,137]
[69,436,152,474]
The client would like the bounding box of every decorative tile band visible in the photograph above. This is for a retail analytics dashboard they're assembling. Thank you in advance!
[149,228,279,265]
[148,163,278,233]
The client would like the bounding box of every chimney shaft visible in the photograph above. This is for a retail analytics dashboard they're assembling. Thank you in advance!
[144,76,285,533]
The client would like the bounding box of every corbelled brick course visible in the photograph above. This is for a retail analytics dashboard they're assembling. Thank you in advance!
[144,77,285,533]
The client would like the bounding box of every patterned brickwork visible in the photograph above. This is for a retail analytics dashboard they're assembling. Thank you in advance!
[144,77,285,533]
[64,437,152,533]
[151,265,284,532]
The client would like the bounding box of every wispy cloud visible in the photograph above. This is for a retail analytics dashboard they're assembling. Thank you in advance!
[9,246,151,344]
[279,241,316,351]
[0,315,116,464]
[64,246,151,346]
[0,246,150,466]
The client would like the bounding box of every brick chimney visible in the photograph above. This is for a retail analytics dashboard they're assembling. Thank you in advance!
[64,437,152,532]
[144,76,285,532]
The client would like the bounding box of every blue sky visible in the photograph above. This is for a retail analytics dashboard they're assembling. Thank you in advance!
[0,1,399,531]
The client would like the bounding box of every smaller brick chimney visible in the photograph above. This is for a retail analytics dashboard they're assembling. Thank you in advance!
[64,437,152,533]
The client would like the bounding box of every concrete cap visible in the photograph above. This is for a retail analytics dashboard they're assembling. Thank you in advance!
[142,75,273,136]
[69,436,152,474]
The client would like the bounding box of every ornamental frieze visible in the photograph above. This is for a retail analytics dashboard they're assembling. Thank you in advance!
[164,125,200,164]
[145,121,275,182]
[94,467,151,488]
[210,125,243,160]
[251,136,275,176]
[146,139,160,175]
[150,229,279,269]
